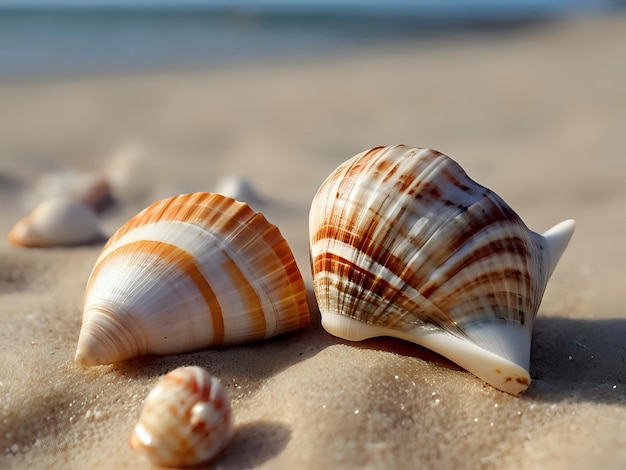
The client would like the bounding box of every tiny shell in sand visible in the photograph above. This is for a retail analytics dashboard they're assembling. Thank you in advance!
[130,366,234,467]
[8,196,104,247]
[309,145,575,395]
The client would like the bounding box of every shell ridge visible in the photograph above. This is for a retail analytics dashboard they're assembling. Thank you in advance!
[348,150,444,315]
[387,174,538,330]
[309,145,575,394]
[349,156,463,327]
[84,239,226,359]
[314,151,446,320]
[367,154,474,313]
[417,226,537,318]
[311,244,446,326]
[312,150,509,331]
[216,213,308,339]
[79,192,309,366]
[220,256,267,343]
[94,218,266,325]
[190,195,308,337]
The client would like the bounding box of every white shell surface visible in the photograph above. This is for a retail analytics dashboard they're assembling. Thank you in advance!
[309,145,574,395]
[76,192,310,366]
[8,196,104,247]
[130,366,234,467]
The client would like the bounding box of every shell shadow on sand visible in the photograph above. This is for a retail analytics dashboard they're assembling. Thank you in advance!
[529,316,626,404]
[113,289,334,393]
[203,421,292,469]
[352,315,626,405]
[113,293,626,406]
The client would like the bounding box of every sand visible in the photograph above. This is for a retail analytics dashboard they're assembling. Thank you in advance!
[1,15,625,469]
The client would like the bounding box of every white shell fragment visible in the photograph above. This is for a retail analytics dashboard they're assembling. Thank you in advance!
[309,145,575,395]
[8,196,104,247]
[75,192,310,366]
[130,366,234,467]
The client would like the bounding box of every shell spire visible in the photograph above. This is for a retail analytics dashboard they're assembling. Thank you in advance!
[309,145,574,395]
[76,192,310,365]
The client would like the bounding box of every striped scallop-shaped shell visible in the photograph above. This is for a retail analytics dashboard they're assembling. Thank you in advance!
[130,366,234,467]
[309,146,574,395]
[75,192,310,366]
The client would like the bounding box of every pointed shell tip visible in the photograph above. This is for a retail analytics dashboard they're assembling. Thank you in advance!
[74,342,98,366]
[541,218,576,279]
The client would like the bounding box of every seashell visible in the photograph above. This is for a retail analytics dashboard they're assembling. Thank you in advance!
[104,142,148,202]
[28,170,113,213]
[309,145,575,395]
[75,192,310,366]
[130,366,234,467]
[8,196,104,247]
[214,175,266,208]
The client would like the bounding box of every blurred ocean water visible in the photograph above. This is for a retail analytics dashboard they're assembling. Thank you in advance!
[0,1,622,79]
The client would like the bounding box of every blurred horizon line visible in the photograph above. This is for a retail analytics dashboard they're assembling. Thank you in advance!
[1,0,624,81]
[0,0,624,16]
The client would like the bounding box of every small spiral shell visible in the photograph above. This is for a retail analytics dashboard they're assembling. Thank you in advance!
[130,366,234,467]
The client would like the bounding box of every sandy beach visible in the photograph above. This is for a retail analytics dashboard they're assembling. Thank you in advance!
[1,14,625,469]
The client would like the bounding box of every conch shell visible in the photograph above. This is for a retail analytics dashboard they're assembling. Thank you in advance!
[8,196,104,247]
[309,145,575,395]
[130,366,234,466]
[75,192,310,366]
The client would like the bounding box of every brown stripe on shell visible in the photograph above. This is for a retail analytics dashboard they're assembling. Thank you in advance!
[104,193,254,248]
[313,214,539,319]
[417,235,532,299]
[342,146,387,180]
[106,191,309,328]
[88,239,226,345]
[217,209,310,332]
[221,258,267,341]
[437,269,532,321]
[312,223,428,301]
[310,145,547,334]
[312,252,451,329]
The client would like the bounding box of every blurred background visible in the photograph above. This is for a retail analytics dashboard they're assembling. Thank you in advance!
[1,0,625,311]
[1,1,624,79]
[2,6,626,468]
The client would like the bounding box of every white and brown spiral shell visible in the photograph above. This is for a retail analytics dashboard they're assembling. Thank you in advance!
[130,366,234,467]
[309,145,574,395]
[76,192,310,366]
